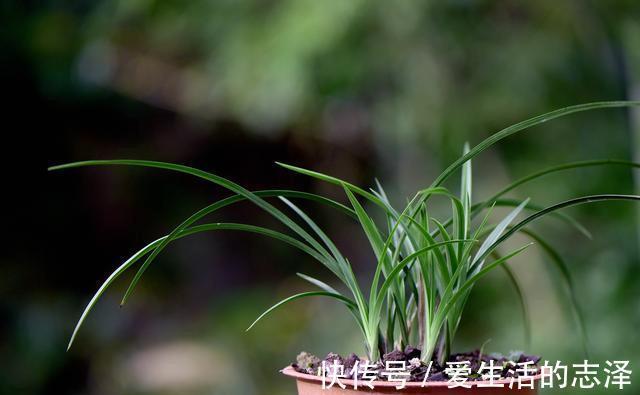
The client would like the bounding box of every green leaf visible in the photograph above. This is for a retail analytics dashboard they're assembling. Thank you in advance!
[280,197,347,282]
[460,142,472,258]
[518,228,589,357]
[436,244,534,330]
[297,273,368,338]
[276,162,385,209]
[498,258,531,348]
[66,222,331,350]
[431,101,640,189]
[49,160,337,304]
[487,199,592,239]
[280,197,369,323]
[486,159,640,204]
[246,291,357,331]
[431,219,458,275]
[473,194,640,269]
[297,273,341,294]
[373,239,476,318]
[472,199,529,270]
[342,185,385,260]
[403,213,450,292]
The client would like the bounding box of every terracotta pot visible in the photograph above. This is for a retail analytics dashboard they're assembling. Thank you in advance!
[282,366,542,395]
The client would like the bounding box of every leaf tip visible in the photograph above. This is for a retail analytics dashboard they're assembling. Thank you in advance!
[581,228,594,240]
[48,164,64,171]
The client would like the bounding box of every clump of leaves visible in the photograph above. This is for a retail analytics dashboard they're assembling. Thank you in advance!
[50,101,640,365]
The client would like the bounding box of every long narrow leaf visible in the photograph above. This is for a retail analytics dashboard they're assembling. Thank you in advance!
[498,258,531,348]
[473,195,640,269]
[280,197,369,323]
[66,222,333,350]
[297,273,367,338]
[436,244,534,331]
[518,228,589,357]
[486,159,640,205]
[472,199,529,270]
[373,239,476,316]
[49,161,338,304]
[246,291,357,331]
[431,102,640,189]
[277,162,386,209]
[488,199,592,239]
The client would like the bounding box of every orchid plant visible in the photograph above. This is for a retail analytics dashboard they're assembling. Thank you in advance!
[50,101,640,365]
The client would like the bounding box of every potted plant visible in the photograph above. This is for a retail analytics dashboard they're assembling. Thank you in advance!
[50,101,639,394]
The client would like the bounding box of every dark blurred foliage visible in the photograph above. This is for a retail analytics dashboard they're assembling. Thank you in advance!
[3,0,640,394]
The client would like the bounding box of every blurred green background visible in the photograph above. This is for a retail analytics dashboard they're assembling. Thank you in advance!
[6,0,640,394]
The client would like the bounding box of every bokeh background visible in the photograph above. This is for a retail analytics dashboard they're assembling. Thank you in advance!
[6,0,640,394]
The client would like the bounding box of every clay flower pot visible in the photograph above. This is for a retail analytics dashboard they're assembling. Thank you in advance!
[282,366,543,395]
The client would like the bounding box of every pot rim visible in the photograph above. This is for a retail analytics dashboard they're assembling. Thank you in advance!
[281,366,545,388]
